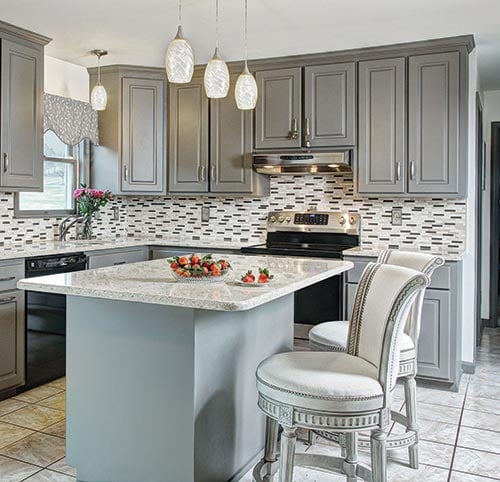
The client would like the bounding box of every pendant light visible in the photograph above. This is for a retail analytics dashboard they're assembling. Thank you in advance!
[90,49,108,111]
[235,0,258,109]
[204,0,230,98]
[166,0,194,83]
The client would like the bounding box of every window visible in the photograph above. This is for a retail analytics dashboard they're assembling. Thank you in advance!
[15,130,89,217]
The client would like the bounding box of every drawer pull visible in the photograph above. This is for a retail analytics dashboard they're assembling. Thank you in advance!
[0,296,15,304]
[113,261,127,265]
[0,276,16,282]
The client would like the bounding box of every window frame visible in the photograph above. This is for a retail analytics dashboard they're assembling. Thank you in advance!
[14,137,89,218]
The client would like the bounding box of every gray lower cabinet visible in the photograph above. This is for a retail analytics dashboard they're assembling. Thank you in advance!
[357,57,406,193]
[0,38,45,192]
[255,68,302,150]
[168,76,209,193]
[408,52,460,194]
[89,66,167,195]
[150,246,240,260]
[87,247,149,269]
[344,255,462,387]
[304,63,355,147]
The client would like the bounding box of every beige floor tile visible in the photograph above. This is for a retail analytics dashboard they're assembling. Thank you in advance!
[418,419,460,445]
[46,378,66,391]
[450,471,500,481]
[41,420,66,439]
[465,395,500,415]
[386,462,450,481]
[48,457,76,477]
[0,405,65,431]
[417,401,462,424]
[387,439,454,469]
[0,432,66,467]
[13,386,62,404]
[0,454,40,481]
[453,447,500,479]
[24,469,75,481]
[37,392,66,412]
[0,421,33,450]
[458,426,500,455]
[416,385,466,408]
[466,379,500,401]
[0,398,29,417]
[461,409,500,432]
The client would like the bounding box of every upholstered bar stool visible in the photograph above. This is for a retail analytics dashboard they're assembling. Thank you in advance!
[308,250,444,468]
[253,263,430,482]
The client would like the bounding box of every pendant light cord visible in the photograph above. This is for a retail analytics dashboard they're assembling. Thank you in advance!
[215,0,219,50]
[178,0,182,25]
[97,54,101,84]
[244,0,248,63]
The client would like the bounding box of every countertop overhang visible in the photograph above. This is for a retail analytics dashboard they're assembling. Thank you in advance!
[17,255,353,312]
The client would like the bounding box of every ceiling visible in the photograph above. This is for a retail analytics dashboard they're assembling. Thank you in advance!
[2,0,499,90]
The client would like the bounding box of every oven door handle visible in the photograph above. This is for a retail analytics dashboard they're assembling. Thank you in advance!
[0,296,16,304]
[0,276,16,282]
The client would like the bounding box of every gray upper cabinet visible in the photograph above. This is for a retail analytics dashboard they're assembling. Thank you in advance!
[255,68,302,150]
[304,63,355,147]
[89,66,167,195]
[168,76,209,193]
[0,39,44,191]
[408,52,460,194]
[210,76,253,194]
[358,58,406,193]
[121,77,165,193]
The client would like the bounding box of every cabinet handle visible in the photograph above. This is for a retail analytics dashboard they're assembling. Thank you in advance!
[123,166,128,182]
[3,153,8,173]
[211,165,216,182]
[0,296,15,304]
[113,261,127,266]
[288,118,298,140]
[304,118,311,148]
[410,161,416,180]
[200,165,207,182]
[396,161,401,181]
[0,276,15,282]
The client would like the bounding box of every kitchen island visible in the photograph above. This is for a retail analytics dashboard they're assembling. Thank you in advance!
[18,254,352,482]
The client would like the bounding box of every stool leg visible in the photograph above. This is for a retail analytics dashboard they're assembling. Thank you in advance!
[370,429,387,482]
[265,417,279,462]
[344,432,358,482]
[404,374,419,469]
[279,426,297,482]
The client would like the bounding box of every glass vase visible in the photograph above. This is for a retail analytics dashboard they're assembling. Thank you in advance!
[81,214,94,240]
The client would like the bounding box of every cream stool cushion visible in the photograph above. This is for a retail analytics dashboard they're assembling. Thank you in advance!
[256,351,384,413]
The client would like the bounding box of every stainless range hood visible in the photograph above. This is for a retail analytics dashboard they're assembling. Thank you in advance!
[252,150,352,175]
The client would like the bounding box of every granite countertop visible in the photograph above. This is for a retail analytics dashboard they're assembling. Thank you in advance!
[343,246,465,262]
[17,255,353,312]
[0,237,246,261]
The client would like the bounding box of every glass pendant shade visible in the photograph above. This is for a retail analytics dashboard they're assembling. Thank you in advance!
[166,26,194,83]
[235,62,257,109]
[91,84,107,111]
[204,48,230,98]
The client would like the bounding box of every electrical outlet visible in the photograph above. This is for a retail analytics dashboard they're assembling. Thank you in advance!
[111,206,120,221]
[201,206,210,223]
[391,207,403,226]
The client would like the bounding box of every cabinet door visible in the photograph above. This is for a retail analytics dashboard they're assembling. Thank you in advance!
[0,291,25,392]
[358,58,406,193]
[417,289,451,380]
[408,52,460,194]
[304,63,355,147]
[210,78,253,193]
[168,78,209,192]
[255,68,302,150]
[0,40,43,191]
[121,77,165,193]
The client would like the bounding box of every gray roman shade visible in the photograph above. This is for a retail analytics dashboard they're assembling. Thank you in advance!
[43,93,99,145]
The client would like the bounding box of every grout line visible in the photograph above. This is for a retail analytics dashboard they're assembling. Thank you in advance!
[451,469,500,481]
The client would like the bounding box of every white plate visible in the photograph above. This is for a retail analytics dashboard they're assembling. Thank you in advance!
[234,280,273,288]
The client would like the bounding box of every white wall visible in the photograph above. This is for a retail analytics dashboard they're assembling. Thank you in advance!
[44,55,89,102]
[480,90,500,320]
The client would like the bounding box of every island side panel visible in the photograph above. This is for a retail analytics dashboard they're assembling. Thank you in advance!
[193,294,294,482]
[66,296,196,482]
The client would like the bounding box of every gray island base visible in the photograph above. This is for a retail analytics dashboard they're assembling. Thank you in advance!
[18,255,352,482]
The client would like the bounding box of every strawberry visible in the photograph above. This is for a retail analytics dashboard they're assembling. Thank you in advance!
[178,256,190,266]
[170,262,179,270]
[192,263,201,269]
[220,260,231,271]
[258,268,274,283]
[202,266,209,275]
[211,265,222,276]
[191,255,200,265]
[241,270,255,282]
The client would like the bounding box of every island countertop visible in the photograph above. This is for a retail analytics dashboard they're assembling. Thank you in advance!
[17,254,353,311]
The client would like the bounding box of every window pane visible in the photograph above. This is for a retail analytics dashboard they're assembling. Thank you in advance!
[19,160,75,211]
[44,130,72,158]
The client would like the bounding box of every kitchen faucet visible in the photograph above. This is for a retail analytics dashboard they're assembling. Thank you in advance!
[58,215,85,241]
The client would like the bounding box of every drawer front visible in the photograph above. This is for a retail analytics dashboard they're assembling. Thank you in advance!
[87,248,148,269]
[150,247,240,260]
[0,260,24,293]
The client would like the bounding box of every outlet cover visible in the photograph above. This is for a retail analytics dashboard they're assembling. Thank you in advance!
[201,206,210,223]
[391,207,403,226]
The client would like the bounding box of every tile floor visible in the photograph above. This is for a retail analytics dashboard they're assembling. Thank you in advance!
[0,329,498,481]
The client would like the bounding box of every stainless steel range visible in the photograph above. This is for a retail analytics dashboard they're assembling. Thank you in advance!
[241,210,360,325]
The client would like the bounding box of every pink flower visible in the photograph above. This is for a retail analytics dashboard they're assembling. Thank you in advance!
[73,188,85,200]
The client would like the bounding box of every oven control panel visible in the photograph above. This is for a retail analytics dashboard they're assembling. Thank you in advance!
[267,210,360,234]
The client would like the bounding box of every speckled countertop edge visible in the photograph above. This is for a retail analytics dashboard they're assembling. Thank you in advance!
[343,246,465,261]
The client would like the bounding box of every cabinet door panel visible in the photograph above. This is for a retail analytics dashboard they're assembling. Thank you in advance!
[408,52,459,194]
[1,40,43,191]
[210,78,253,193]
[358,58,406,193]
[304,63,355,147]
[0,291,25,392]
[417,289,451,380]
[121,77,165,193]
[168,78,209,192]
[255,68,301,150]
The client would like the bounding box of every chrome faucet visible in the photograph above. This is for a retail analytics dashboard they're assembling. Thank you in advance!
[58,215,85,241]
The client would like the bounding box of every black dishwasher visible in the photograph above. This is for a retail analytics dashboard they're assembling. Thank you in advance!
[22,253,87,391]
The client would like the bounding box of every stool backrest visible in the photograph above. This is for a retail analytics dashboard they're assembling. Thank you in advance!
[377,250,444,346]
[347,263,429,398]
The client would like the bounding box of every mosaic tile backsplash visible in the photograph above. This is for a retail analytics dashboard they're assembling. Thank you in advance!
[0,175,466,252]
